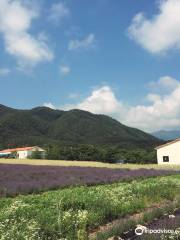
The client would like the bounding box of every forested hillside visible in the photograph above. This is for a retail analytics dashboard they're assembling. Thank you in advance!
[0,104,161,149]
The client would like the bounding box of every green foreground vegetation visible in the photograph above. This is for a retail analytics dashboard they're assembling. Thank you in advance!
[0,175,180,240]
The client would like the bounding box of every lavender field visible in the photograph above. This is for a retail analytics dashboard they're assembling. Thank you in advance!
[0,163,178,197]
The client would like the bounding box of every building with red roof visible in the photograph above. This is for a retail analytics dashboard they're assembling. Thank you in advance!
[0,146,45,159]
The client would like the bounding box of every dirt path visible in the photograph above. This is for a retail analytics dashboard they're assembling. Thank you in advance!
[129,209,180,240]
[88,201,179,240]
[89,202,169,239]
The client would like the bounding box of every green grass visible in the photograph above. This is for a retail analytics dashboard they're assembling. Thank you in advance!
[0,158,180,170]
[0,175,180,240]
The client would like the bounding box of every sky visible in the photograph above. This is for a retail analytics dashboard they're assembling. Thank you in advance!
[0,0,180,132]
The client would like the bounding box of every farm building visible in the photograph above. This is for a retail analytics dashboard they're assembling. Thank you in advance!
[155,139,180,165]
[0,146,46,159]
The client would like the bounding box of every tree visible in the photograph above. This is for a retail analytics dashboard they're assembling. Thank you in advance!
[30,151,43,159]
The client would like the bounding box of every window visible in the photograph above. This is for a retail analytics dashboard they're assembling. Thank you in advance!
[163,156,169,162]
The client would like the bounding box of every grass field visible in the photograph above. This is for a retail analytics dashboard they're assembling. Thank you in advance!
[0,175,180,239]
[0,158,180,170]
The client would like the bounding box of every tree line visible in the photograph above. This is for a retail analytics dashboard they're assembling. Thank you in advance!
[38,144,157,164]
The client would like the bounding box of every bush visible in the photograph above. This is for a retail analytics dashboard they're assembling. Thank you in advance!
[29,151,44,159]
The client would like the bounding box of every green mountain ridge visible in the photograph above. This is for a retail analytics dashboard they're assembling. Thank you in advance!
[0,104,161,149]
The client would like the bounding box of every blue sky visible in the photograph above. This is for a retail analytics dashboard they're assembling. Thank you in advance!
[0,0,180,132]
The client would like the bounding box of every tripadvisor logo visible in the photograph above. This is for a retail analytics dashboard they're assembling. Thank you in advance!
[135,225,147,236]
[135,226,180,236]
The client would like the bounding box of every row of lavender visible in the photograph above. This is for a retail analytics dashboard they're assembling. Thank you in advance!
[0,164,178,197]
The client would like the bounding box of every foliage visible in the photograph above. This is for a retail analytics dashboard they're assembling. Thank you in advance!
[0,104,161,150]
[46,144,157,163]
[0,104,162,163]
[0,176,179,240]
[0,200,40,240]
[29,151,44,159]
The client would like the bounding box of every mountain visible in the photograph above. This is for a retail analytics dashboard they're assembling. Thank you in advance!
[0,104,161,149]
[152,130,180,141]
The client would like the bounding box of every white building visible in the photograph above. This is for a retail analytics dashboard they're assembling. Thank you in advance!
[0,146,46,159]
[155,139,180,165]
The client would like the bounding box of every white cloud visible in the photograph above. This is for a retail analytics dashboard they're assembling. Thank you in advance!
[68,93,80,99]
[128,0,180,54]
[0,67,10,76]
[68,33,95,50]
[44,77,180,132]
[48,2,70,24]
[124,85,180,132]
[124,77,180,131]
[44,102,56,109]
[146,93,162,103]
[44,86,123,115]
[60,65,70,75]
[61,86,123,116]
[0,0,54,68]
[149,76,179,92]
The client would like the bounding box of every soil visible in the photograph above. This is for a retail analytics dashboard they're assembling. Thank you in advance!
[88,202,180,240]
[88,201,172,239]
[122,209,180,240]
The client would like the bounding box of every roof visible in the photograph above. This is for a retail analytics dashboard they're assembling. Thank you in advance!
[155,138,180,150]
[0,146,45,153]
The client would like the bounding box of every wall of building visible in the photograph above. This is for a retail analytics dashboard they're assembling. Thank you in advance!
[157,141,180,164]
[17,149,45,159]
[18,150,29,159]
